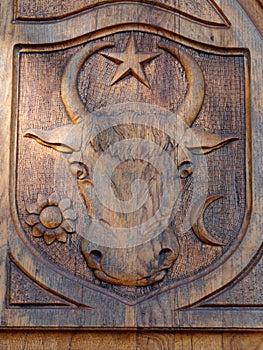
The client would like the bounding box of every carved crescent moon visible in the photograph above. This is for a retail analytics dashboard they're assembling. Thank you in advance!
[190,195,224,246]
[61,42,114,124]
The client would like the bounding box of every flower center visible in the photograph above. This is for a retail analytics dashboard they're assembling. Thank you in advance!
[40,206,62,229]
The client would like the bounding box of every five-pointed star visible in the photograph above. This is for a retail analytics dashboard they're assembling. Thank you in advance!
[101,34,160,88]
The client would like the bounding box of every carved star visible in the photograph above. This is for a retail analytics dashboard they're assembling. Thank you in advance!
[101,33,160,88]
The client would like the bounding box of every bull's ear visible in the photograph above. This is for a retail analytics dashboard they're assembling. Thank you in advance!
[182,128,238,155]
[24,124,81,153]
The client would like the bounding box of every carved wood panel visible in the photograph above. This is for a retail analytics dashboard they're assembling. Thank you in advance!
[12,31,250,304]
[15,0,229,26]
[0,0,262,333]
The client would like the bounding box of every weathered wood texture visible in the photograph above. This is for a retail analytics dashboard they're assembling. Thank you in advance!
[14,0,230,25]
[0,0,262,341]
[238,0,263,36]
[0,331,262,350]
[17,33,247,292]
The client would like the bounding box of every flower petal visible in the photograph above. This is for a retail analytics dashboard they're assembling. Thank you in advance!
[59,198,71,212]
[37,193,48,210]
[26,214,40,226]
[44,230,56,244]
[57,234,67,243]
[54,227,67,243]
[48,192,60,206]
[61,219,76,233]
[26,202,40,214]
[63,209,78,221]
[32,223,45,237]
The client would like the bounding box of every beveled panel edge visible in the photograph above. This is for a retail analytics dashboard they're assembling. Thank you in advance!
[13,0,230,28]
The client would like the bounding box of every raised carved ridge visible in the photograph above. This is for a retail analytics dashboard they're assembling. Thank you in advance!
[15,0,230,27]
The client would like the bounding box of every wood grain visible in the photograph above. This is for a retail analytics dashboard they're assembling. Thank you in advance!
[238,0,263,36]
[0,332,262,349]
[15,0,229,27]
[16,32,247,294]
[0,0,262,339]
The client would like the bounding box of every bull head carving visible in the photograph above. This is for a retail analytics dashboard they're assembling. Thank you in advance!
[24,38,238,286]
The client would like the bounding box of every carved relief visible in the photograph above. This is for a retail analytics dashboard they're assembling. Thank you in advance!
[24,33,237,286]
[14,31,249,302]
[15,0,229,27]
[100,33,160,88]
[26,192,77,244]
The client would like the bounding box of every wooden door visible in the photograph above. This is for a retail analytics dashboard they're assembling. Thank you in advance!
[0,0,262,348]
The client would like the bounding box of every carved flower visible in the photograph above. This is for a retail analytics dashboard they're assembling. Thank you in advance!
[25,192,77,245]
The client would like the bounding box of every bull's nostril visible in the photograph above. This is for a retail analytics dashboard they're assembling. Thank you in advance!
[87,250,102,270]
[89,250,102,263]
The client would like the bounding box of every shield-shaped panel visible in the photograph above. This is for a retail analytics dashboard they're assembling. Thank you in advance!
[11,28,251,308]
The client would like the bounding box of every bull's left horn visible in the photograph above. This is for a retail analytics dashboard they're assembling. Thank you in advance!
[158,44,204,127]
[61,42,114,124]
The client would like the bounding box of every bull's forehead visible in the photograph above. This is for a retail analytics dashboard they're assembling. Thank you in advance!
[87,124,174,152]
[78,102,188,144]
[70,123,177,172]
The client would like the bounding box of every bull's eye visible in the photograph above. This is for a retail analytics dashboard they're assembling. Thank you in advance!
[70,162,89,180]
[178,161,193,179]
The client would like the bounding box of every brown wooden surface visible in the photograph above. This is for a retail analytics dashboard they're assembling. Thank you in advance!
[238,0,263,36]
[0,0,262,347]
[0,331,262,349]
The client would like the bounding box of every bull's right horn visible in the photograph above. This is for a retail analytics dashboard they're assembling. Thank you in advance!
[61,42,114,124]
[158,44,205,127]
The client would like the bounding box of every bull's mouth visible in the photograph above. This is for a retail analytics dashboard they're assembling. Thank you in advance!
[90,265,168,287]
[80,227,180,287]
